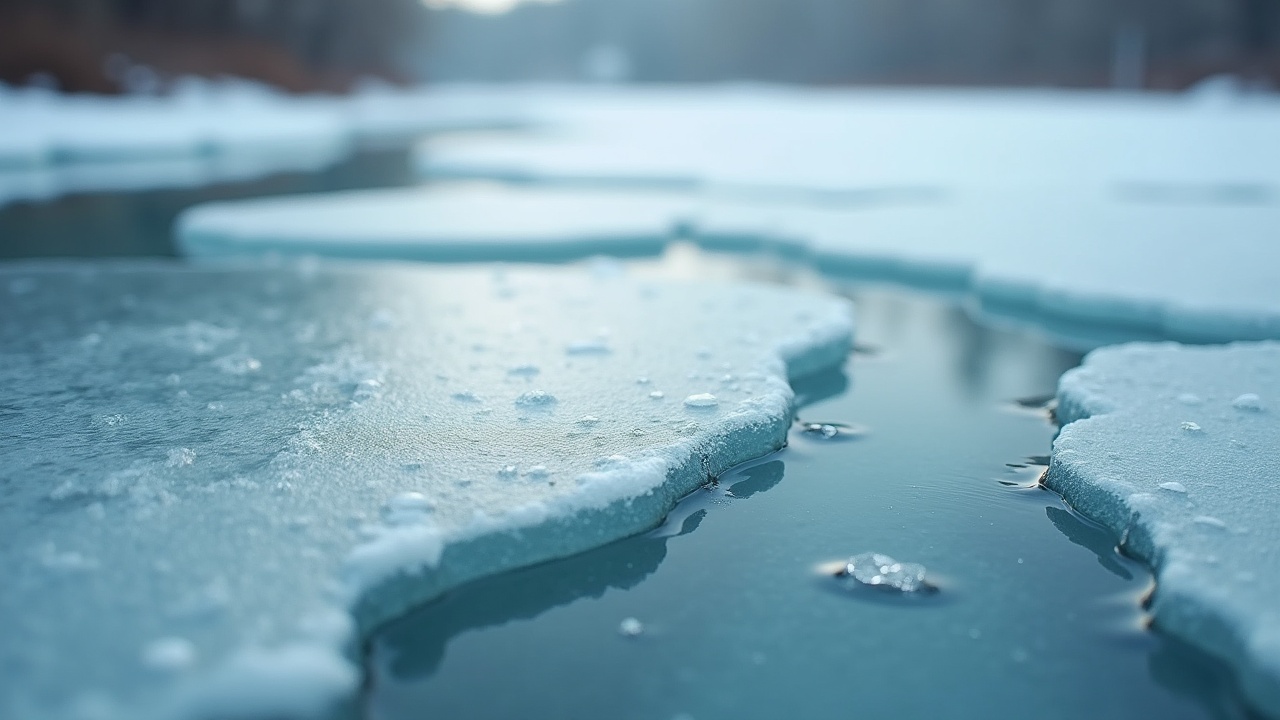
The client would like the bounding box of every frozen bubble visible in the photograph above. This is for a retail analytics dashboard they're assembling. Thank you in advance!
[1159,482,1188,494]
[1180,421,1202,432]
[515,390,557,407]
[165,448,196,468]
[1232,393,1263,411]
[618,617,644,637]
[1177,393,1203,405]
[451,391,481,403]
[840,552,930,593]
[141,637,196,672]
[649,391,665,400]
[508,364,540,377]
[567,339,611,355]
[683,393,718,408]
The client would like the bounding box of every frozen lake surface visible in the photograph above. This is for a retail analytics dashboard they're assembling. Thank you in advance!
[365,249,1259,720]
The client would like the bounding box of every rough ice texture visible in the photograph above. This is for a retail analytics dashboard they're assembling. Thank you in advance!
[1049,342,1280,716]
[0,260,852,720]
[178,181,1280,346]
[0,82,525,207]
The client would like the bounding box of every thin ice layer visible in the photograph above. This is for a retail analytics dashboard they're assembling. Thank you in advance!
[1049,342,1280,717]
[0,260,852,720]
[178,183,1280,345]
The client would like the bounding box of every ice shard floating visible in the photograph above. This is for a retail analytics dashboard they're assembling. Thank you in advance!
[0,260,852,719]
[1050,342,1280,717]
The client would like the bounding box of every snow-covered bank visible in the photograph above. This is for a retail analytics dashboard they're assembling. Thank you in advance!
[1050,343,1280,717]
[0,260,851,719]
[0,82,527,207]
[178,183,1280,347]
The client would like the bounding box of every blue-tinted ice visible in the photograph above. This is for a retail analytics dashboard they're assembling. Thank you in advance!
[0,260,851,719]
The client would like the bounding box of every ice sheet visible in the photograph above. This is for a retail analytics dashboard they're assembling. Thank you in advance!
[1050,342,1280,717]
[178,183,1280,346]
[0,260,851,719]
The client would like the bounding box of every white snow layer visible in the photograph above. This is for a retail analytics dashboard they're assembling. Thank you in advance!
[1050,342,1280,716]
[0,82,526,206]
[0,260,852,720]
[178,182,1280,345]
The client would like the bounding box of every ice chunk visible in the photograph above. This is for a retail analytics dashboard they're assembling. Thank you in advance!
[0,260,852,719]
[837,552,931,593]
[1050,342,1280,717]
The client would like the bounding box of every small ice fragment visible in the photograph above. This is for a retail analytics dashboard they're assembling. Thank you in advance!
[1232,393,1263,411]
[1159,482,1188,494]
[576,416,600,425]
[618,617,644,637]
[1177,393,1203,405]
[387,492,432,514]
[802,423,839,439]
[594,455,628,468]
[508,364,540,377]
[166,448,196,467]
[515,390,556,407]
[497,465,519,479]
[1180,421,1202,432]
[1194,516,1228,529]
[524,465,551,479]
[451,391,481,403]
[840,552,929,593]
[636,377,651,385]
[567,339,611,355]
[649,391,665,400]
[683,393,718,408]
[142,637,196,671]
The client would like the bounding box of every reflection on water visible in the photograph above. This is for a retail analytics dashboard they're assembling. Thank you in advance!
[366,259,1257,720]
[0,148,416,259]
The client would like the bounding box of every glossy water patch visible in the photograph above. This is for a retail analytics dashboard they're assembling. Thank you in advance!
[365,278,1259,720]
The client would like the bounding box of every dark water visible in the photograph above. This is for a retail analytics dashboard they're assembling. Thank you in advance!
[0,159,1259,720]
[365,252,1258,720]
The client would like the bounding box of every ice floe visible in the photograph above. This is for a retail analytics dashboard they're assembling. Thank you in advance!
[0,259,851,719]
[179,182,1280,346]
[1050,341,1280,716]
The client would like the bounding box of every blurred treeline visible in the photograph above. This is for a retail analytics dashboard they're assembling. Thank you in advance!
[0,0,425,92]
[2,0,1278,93]
[422,0,1280,88]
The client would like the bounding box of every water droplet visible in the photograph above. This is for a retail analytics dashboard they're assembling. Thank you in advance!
[508,364,540,377]
[1180,421,1202,432]
[649,391,665,400]
[838,552,931,593]
[1159,482,1188,494]
[516,390,557,407]
[802,423,839,439]
[683,393,718,408]
[618,617,644,637]
[1232,393,1263,411]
